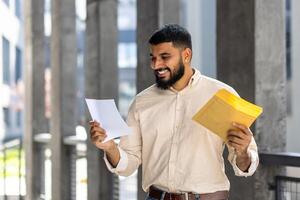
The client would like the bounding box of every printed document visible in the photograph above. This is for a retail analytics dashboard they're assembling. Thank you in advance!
[85,99,132,142]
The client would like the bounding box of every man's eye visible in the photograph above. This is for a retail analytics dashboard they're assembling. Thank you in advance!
[162,56,170,60]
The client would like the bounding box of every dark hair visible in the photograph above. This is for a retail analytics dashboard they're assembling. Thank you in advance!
[148,24,192,50]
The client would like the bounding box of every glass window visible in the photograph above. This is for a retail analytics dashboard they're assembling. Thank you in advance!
[15,47,22,83]
[2,37,10,85]
[15,0,21,18]
[16,111,22,127]
[118,43,137,68]
[3,108,11,128]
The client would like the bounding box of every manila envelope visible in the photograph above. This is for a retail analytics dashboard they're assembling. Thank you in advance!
[192,89,263,141]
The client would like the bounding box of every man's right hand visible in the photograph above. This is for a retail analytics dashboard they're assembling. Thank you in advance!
[89,121,121,167]
[89,121,115,151]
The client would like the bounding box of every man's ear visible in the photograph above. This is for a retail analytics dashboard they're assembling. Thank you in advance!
[182,48,192,63]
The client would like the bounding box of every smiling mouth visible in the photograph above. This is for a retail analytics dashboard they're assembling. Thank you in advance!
[155,68,170,77]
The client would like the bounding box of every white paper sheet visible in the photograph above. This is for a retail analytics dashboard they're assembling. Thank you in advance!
[85,98,132,142]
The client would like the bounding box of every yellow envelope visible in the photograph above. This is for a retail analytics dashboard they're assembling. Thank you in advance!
[192,89,263,141]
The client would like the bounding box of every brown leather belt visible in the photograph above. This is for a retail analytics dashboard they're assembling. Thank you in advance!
[148,186,229,200]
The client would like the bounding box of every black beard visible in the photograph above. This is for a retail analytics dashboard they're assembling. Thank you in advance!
[155,61,185,90]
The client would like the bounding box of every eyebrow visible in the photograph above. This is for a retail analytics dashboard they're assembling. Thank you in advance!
[149,52,171,57]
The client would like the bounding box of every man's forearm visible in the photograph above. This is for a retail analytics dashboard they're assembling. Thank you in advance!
[236,151,251,172]
[105,144,121,168]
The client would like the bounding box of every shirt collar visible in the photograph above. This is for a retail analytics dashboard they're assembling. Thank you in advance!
[169,68,201,93]
[188,68,201,87]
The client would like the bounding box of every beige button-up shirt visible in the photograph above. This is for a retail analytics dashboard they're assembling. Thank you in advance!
[104,69,259,194]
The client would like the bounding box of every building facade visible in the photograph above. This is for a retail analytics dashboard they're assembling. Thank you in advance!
[0,0,24,143]
[1,0,300,199]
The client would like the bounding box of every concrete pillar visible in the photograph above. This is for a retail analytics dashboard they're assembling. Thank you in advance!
[159,0,180,27]
[50,0,77,199]
[136,0,180,198]
[136,0,180,92]
[217,1,286,199]
[24,0,47,199]
[287,0,300,152]
[136,0,159,93]
[85,0,118,199]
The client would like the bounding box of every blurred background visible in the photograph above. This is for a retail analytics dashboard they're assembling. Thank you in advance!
[0,0,299,199]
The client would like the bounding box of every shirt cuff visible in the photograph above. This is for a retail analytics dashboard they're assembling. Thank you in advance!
[103,146,128,174]
[232,149,259,177]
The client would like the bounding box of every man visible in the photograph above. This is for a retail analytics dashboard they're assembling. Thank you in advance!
[90,24,259,200]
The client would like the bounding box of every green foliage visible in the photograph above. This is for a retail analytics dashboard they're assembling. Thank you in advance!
[0,148,25,178]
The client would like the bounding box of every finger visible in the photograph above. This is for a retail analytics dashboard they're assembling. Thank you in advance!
[232,122,252,136]
[90,129,98,137]
[92,126,106,134]
[228,140,245,150]
[228,130,245,140]
[227,140,241,149]
[228,142,249,155]
[89,126,98,136]
[90,126,105,137]
[92,134,107,143]
[89,126,95,137]
[91,135,99,143]
[90,129,107,139]
[97,135,107,143]
[90,125,106,134]
[91,130,107,138]
[227,135,244,145]
[89,120,96,126]
[89,120,100,126]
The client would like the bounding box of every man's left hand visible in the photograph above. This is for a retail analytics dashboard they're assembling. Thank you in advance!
[227,122,252,156]
[227,122,253,172]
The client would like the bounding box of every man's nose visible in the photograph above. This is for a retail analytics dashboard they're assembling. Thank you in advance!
[151,59,164,70]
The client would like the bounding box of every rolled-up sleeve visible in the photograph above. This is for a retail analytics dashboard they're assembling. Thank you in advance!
[103,146,128,174]
[103,99,142,177]
[228,137,259,177]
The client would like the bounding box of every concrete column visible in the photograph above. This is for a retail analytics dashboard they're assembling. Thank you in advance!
[136,0,180,92]
[159,0,180,27]
[136,0,180,198]
[50,0,77,199]
[287,0,300,152]
[136,0,159,93]
[24,0,47,199]
[136,1,158,198]
[85,0,118,199]
[217,1,286,200]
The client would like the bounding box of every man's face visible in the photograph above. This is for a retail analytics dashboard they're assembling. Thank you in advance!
[150,42,185,90]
